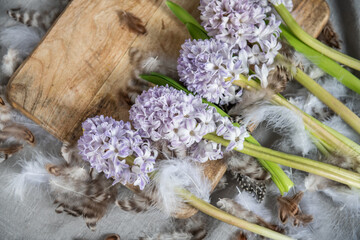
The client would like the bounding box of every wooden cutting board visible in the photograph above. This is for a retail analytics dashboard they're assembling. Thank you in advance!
[6,0,329,218]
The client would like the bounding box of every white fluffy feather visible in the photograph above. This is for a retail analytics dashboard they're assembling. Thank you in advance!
[4,152,64,200]
[289,95,329,121]
[140,54,177,77]
[305,174,360,211]
[321,187,360,211]
[242,103,316,156]
[0,25,44,57]
[323,115,360,143]
[153,158,211,215]
[293,52,327,80]
[304,174,335,192]
[1,48,22,77]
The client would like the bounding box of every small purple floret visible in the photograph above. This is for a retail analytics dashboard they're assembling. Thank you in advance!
[78,116,158,190]
[129,86,249,162]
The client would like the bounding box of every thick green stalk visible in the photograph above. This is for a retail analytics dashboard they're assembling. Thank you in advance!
[293,67,360,135]
[176,188,294,240]
[203,133,360,188]
[276,53,360,135]
[245,135,293,195]
[271,94,360,158]
[274,4,360,71]
[242,140,360,182]
[125,158,292,239]
[280,25,360,95]
[231,77,360,159]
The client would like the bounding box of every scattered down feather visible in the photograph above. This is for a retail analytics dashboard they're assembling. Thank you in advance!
[138,212,207,240]
[227,151,270,181]
[236,102,316,156]
[305,174,360,211]
[4,152,63,200]
[152,158,212,216]
[1,48,22,77]
[0,25,44,57]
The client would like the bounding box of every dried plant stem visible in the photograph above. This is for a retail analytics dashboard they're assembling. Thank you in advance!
[203,133,360,188]
[280,25,360,95]
[231,77,360,160]
[175,188,294,240]
[274,4,360,71]
[276,53,360,135]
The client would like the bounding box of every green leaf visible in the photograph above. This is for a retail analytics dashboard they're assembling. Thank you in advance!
[140,73,190,93]
[186,22,210,40]
[166,1,205,31]
[280,24,360,95]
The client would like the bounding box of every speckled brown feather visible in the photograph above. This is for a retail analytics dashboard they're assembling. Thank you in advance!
[0,93,35,161]
[277,191,313,226]
[317,21,341,49]
[7,8,61,30]
[116,194,153,213]
[227,152,270,181]
[267,65,291,93]
[47,144,117,231]
[0,124,35,146]
[119,10,147,34]
[230,231,248,240]
[217,198,284,233]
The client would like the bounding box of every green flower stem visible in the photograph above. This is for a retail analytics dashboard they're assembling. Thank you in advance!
[241,140,360,182]
[275,53,360,135]
[274,4,360,71]
[231,77,360,159]
[209,103,294,195]
[125,156,293,239]
[271,93,360,158]
[203,133,360,188]
[294,67,360,135]
[245,135,294,195]
[175,188,294,240]
[308,134,331,157]
[280,25,360,95]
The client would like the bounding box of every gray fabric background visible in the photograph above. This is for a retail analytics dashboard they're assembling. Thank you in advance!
[0,1,359,240]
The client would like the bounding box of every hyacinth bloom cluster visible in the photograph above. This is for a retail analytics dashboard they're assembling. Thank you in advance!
[78,116,158,190]
[199,0,282,87]
[178,39,246,105]
[178,38,276,104]
[129,86,249,163]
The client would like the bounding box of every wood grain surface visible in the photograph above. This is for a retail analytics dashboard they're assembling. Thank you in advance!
[292,0,330,37]
[6,0,329,219]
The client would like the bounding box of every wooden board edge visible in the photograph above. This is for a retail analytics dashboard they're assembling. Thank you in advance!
[6,2,73,93]
[312,1,330,38]
[5,90,61,138]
